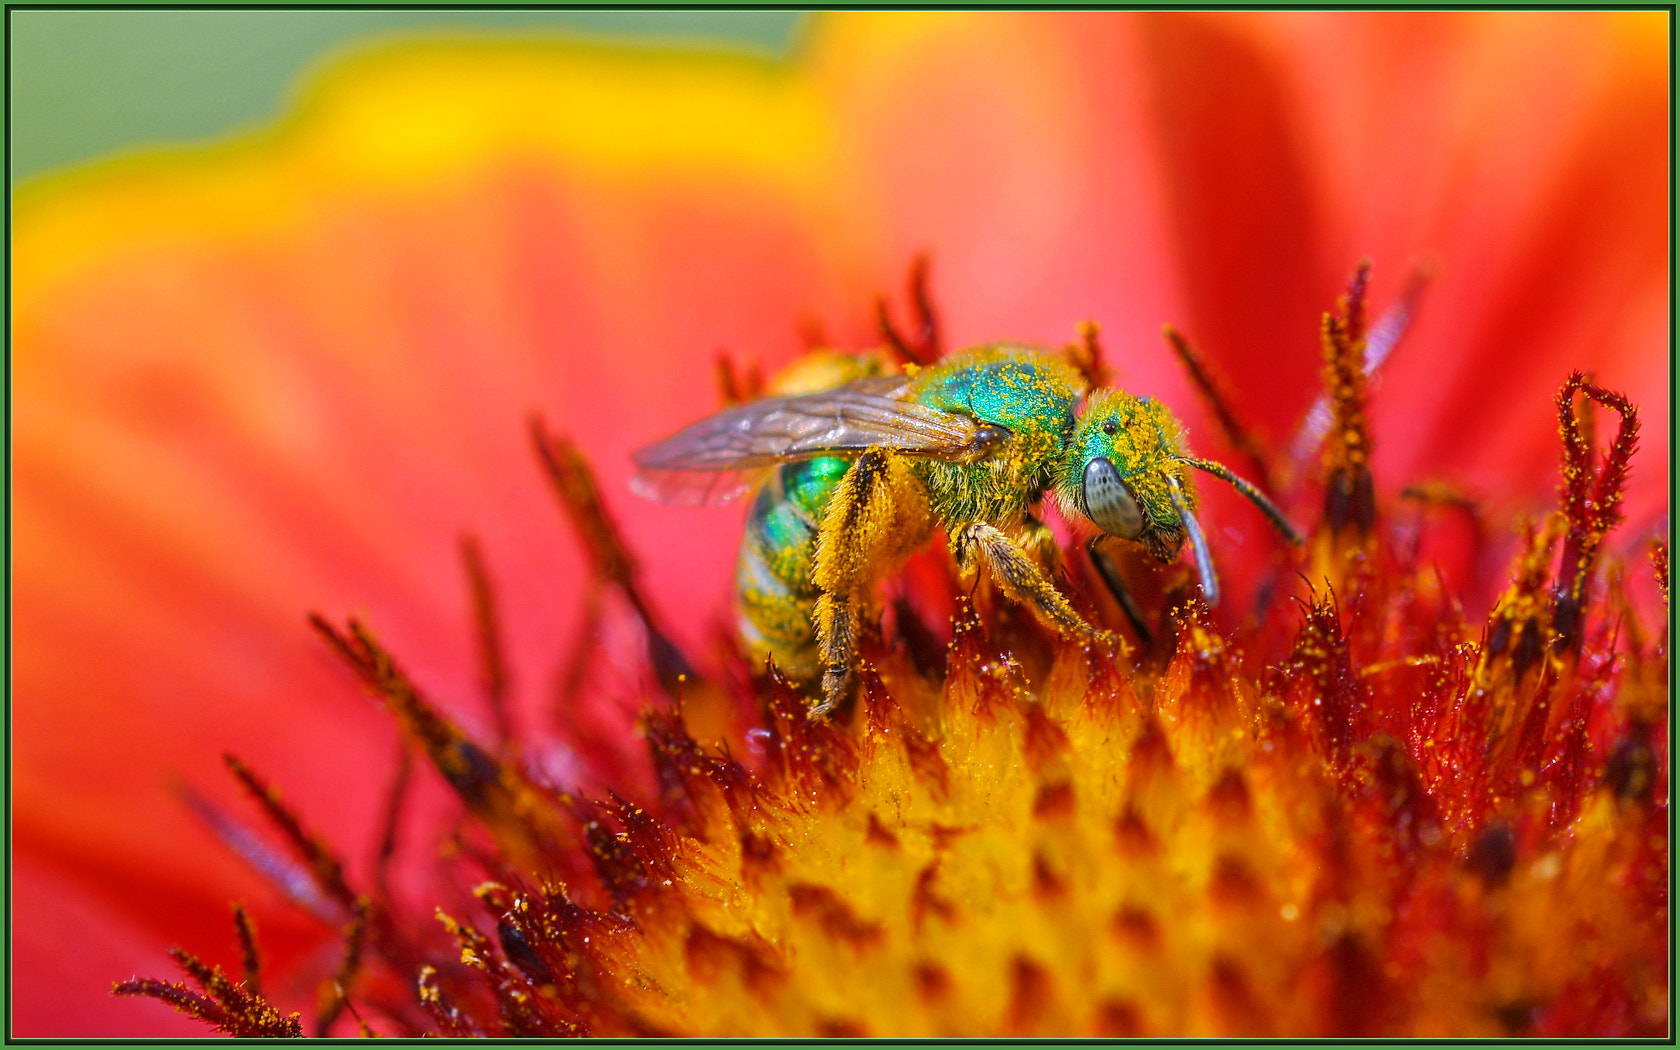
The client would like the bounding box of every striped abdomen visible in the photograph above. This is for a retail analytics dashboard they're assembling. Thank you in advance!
[735,456,850,680]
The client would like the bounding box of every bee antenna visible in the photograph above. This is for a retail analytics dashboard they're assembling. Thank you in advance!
[1165,475,1219,607]
[1178,456,1304,546]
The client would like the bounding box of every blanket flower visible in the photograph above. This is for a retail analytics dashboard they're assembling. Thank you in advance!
[13,11,1667,1037]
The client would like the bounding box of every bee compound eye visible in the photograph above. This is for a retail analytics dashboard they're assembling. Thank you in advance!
[1082,457,1145,540]
[974,424,1011,453]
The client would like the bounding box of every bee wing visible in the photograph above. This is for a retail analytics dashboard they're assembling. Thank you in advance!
[631,375,990,507]
[627,465,769,507]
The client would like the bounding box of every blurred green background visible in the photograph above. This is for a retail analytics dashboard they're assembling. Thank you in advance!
[10,10,809,181]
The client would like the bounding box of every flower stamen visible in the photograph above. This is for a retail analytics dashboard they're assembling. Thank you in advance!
[1163,323,1275,495]
[1551,372,1640,655]
[877,253,943,367]
[1318,262,1377,551]
[113,940,303,1038]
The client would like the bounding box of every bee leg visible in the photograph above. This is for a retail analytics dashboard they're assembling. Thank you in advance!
[810,447,929,717]
[1086,536,1154,651]
[811,592,855,717]
[956,522,1114,647]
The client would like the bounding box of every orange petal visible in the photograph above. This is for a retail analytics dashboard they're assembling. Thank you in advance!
[15,35,873,1034]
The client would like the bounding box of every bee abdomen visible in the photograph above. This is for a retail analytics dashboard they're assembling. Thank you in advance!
[735,457,848,680]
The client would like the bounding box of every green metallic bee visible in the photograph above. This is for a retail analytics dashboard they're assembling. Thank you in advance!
[633,344,1300,715]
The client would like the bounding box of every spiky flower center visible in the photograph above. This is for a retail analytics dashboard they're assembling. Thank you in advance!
[118,272,1668,1038]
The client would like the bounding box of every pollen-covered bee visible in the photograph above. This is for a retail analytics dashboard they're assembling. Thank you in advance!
[633,343,1300,715]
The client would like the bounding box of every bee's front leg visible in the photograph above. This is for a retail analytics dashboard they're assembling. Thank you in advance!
[1086,536,1154,651]
[810,447,928,717]
[955,522,1115,647]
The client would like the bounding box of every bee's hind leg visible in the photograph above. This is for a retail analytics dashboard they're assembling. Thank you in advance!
[810,447,929,717]
[811,592,856,717]
[955,523,1114,648]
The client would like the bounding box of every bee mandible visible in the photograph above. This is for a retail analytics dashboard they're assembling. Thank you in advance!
[633,343,1301,716]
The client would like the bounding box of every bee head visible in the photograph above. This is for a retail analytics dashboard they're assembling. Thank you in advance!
[1059,390,1192,562]
[1060,390,1304,607]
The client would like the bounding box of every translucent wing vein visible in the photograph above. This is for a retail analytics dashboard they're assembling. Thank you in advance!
[631,376,992,506]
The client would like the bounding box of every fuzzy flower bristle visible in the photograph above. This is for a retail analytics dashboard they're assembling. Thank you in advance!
[118,274,1667,1038]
